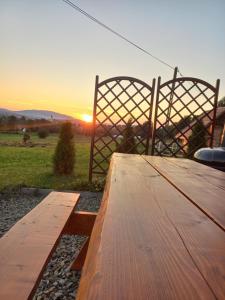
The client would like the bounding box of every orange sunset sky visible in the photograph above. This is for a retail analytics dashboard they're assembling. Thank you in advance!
[1,0,224,120]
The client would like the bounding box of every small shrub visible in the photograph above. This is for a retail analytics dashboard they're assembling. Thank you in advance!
[23,132,30,144]
[72,178,105,192]
[187,120,207,158]
[117,118,137,154]
[53,122,75,175]
[90,177,106,192]
[38,129,49,139]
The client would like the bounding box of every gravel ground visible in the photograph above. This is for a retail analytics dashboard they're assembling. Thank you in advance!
[0,190,43,238]
[0,189,102,300]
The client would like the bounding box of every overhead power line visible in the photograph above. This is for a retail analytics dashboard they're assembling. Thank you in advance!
[61,0,183,75]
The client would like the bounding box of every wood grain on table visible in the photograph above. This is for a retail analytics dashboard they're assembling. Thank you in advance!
[77,154,225,300]
[143,156,225,231]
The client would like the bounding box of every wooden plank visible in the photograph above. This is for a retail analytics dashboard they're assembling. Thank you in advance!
[77,157,116,298]
[143,156,225,231]
[63,211,97,271]
[63,211,97,236]
[0,191,79,300]
[77,154,225,300]
[164,157,225,190]
[70,238,90,271]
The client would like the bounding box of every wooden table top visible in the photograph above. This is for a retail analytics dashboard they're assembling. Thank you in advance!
[77,154,225,300]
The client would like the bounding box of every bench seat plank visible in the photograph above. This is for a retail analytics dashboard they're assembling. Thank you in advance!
[77,154,225,300]
[0,191,79,300]
[143,156,225,231]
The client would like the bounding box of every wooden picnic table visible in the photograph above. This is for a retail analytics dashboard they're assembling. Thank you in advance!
[77,153,225,300]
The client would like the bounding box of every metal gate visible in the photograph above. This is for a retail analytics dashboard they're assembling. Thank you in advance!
[151,69,220,157]
[89,76,155,181]
[89,71,220,181]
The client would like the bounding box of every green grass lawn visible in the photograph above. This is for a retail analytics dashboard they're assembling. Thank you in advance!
[0,133,94,191]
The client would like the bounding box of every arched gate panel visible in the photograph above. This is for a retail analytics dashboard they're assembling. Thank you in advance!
[89,76,155,181]
[151,76,220,157]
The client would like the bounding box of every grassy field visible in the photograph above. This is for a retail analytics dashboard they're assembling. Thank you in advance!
[0,132,97,191]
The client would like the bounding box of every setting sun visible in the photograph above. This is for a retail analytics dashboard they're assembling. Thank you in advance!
[82,114,93,123]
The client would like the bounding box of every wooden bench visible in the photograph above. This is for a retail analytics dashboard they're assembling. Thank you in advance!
[77,153,225,300]
[0,191,97,300]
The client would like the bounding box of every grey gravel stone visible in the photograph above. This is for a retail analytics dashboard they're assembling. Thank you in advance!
[76,191,102,212]
[0,189,102,299]
[0,190,44,237]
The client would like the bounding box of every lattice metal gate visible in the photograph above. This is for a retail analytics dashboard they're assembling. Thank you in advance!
[151,71,220,157]
[89,76,155,181]
[89,72,220,181]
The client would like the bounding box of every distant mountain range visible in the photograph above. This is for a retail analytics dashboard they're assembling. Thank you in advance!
[0,108,78,121]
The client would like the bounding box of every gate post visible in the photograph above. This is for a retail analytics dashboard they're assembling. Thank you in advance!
[89,75,99,182]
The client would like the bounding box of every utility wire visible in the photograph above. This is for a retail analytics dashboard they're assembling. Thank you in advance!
[61,0,183,76]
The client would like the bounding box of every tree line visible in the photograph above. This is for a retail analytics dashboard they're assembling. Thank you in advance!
[0,115,93,136]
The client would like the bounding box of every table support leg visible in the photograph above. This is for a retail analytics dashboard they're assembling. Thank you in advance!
[70,238,90,270]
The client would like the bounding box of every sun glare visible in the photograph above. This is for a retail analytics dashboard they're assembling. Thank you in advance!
[82,114,93,123]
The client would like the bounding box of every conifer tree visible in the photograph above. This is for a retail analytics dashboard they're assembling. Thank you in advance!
[117,119,137,154]
[53,122,75,175]
[187,120,207,158]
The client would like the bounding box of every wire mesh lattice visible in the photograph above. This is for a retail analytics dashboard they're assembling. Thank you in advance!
[152,77,219,157]
[89,76,155,180]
